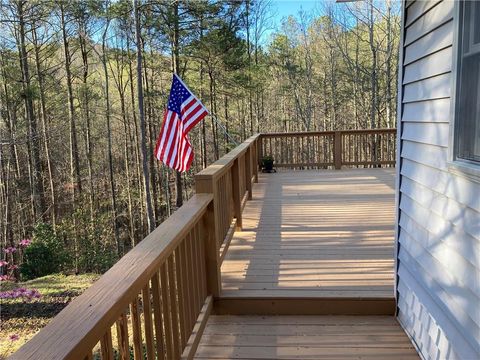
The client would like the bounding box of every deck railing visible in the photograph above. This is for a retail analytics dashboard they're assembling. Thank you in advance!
[11,194,214,360]
[11,130,392,359]
[195,134,260,263]
[11,134,261,360]
[259,129,396,169]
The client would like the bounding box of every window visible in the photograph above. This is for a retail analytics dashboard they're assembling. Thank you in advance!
[454,1,480,164]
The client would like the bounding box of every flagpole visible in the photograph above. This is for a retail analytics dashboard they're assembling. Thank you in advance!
[173,73,239,147]
[209,113,240,146]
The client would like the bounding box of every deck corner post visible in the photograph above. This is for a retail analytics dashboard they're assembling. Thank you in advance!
[253,138,259,183]
[231,158,243,230]
[334,131,342,170]
[195,175,214,194]
[245,147,253,200]
[258,135,263,172]
[203,201,221,298]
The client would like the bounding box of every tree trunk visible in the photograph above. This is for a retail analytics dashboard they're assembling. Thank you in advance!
[111,34,135,247]
[368,0,377,130]
[18,1,46,220]
[127,35,145,237]
[60,3,82,272]
[60,4,82,201]
[134,0,156,233]
[79,26,95,223]
[143,45,159,221]
[32,26,56,229]
[385,0,393,128]
[368,0,378,165]
[208,70,219,160]
[224,94,229,153]
[101,20,121,256]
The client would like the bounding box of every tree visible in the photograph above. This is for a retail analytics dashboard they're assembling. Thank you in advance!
[134,0,155,233]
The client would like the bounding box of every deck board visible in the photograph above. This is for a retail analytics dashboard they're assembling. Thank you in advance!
[221,169,396,298]
[194,315,419,359]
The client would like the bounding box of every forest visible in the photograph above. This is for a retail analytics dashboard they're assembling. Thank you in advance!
[0,0,400,278]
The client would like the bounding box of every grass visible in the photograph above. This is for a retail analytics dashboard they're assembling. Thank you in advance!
[0,273,100,359]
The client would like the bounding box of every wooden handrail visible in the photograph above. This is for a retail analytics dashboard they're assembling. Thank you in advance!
[196,134,260,180]
[260,129,395,137]
[259,129,396,169]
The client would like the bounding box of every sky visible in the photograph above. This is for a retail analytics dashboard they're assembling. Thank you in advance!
[272,0,320,23]
[264,0,323,42]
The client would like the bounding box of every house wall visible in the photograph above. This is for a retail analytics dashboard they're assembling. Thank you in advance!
[396,1,480,359]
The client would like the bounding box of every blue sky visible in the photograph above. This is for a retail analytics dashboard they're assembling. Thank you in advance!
[272,0,320,23]
[264,0,322,42]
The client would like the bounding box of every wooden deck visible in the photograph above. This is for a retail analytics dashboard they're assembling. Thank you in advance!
[197,169,418,359]
[195,315,419,359]
[12,132,419,360]
[221,168,396,299]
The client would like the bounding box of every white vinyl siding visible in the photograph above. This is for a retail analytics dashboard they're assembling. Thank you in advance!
[396,1,480,359]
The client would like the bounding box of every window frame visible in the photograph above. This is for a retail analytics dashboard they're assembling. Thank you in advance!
[448,0,480,182]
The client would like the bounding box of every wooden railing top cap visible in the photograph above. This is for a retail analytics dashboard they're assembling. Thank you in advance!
[196,134,259,179]
[259,129,396,137]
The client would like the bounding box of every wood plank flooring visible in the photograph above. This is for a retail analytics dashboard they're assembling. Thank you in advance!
[221,169,396,298]
[194,315,419,359]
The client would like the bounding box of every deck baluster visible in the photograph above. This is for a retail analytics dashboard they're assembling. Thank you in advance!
[115,311,129,360]
[151,272,166,360]
[100,328,113,360]
[130,296,143,360]
[160,262,173,359]
[142,284,155,360]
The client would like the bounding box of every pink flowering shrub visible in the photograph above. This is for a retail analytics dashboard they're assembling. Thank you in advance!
[3,246,16,254]
[9,334,20,341]
[0,274,15,281]
[0,287,41,300]
[1,237,42,303]
[19,239,32,247]
[1,238,32,279]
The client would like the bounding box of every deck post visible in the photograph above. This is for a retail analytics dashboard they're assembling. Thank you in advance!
[245,147,253,200]
[203,201,221,297]
[196,175,222,251]
[231,158,243,230]
[258,136,263,171]
[334,131,342,170]
[253,139,259,183]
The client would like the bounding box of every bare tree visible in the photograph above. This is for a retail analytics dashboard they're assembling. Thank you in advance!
[134,0,155,233]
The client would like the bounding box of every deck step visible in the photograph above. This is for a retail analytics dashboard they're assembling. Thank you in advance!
[214,296,396,315]
[194,315,419,359]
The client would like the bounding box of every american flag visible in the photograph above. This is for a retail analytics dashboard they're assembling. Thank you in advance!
[155,74,208,172]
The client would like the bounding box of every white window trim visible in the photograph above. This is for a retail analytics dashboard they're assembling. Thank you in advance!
[448,0,480,184]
